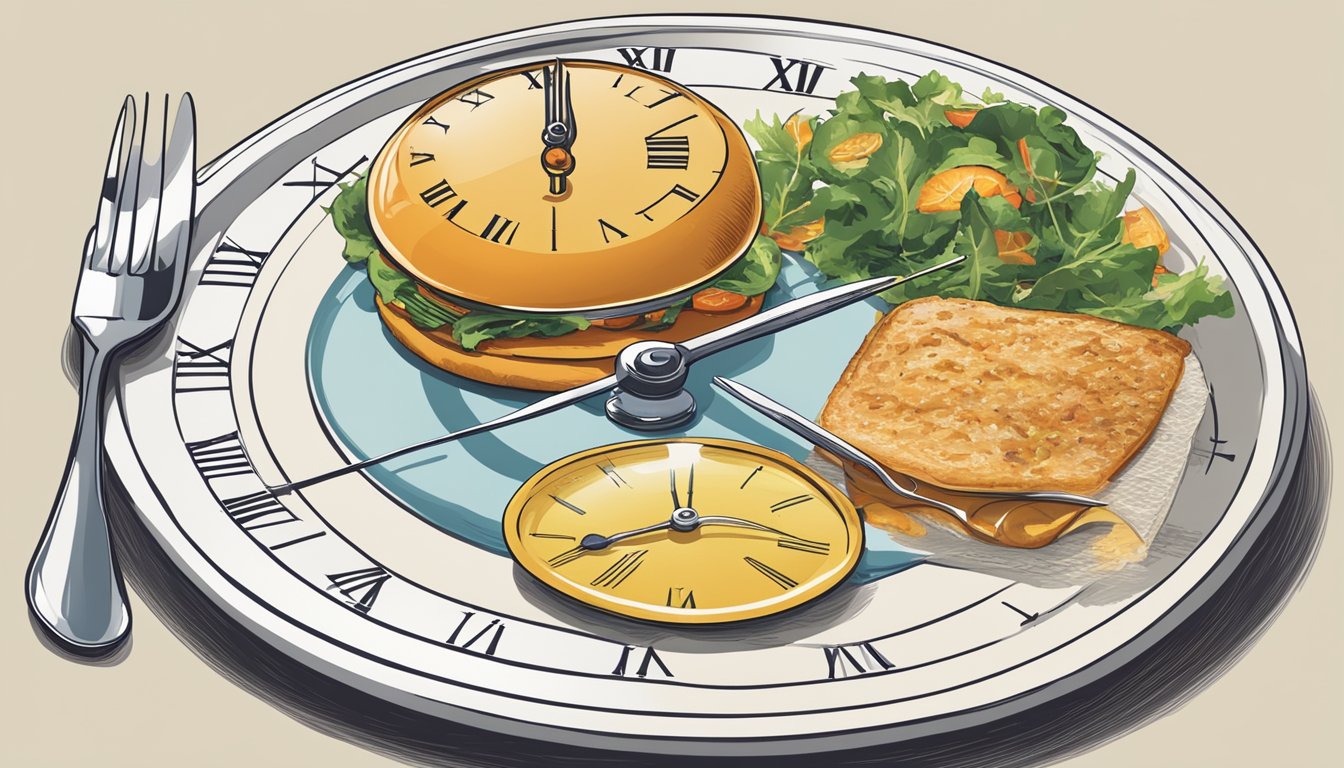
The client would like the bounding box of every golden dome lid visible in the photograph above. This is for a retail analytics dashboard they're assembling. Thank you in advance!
[366,60,762,314]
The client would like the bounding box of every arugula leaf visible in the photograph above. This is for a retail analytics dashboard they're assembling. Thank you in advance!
[745,112,820,233]
[1151,260,1236,327]
[713,236,782,295]
[451,312,591,351]
[954,190,1009,301]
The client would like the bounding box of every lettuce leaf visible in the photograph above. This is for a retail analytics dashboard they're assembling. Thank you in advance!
[712,236,782,295]
[450,312,590,351]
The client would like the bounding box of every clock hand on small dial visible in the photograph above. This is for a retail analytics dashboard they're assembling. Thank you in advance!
[578,508,822,552]
[267,258,963,494]
[540,58,576,195]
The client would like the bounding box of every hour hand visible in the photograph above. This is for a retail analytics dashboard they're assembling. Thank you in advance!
[541,59,576,194]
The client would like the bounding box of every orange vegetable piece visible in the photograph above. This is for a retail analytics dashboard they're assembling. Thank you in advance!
[769,217,825,251]
[994,230,1035,265]
[784,114,813,150]
[591,314,643,330]
[1121,207,1171,256]
[828,132,883,169]
[1151,263,1171,288]
[692,287,750,313]
[916,166,1023,212]
[945,109,980,128]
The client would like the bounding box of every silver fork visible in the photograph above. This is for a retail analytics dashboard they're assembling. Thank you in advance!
[25,94,196,655]
[712,376,1106,527]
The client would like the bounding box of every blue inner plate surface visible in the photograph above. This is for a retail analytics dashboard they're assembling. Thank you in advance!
[307,256,926,584]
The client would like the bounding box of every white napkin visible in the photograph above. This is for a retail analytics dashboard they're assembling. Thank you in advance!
[807,354,1208,598]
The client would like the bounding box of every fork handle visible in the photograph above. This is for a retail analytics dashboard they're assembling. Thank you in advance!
[25,339,131,654]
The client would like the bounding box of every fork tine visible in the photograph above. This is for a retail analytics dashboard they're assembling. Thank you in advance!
[154,93,196,274]
[128,95,167,276]
[107,94,148,276]
[87,96,135,273]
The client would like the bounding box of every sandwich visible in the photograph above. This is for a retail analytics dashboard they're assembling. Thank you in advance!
[329,174,779,392]
[818,296,1196,546]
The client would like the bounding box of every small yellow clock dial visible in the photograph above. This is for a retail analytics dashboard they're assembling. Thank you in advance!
[503,438,864,624]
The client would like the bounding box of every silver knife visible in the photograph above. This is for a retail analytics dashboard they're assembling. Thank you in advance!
[269,255,965,493]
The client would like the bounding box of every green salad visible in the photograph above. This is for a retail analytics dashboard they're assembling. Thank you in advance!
[748,71,1233,330]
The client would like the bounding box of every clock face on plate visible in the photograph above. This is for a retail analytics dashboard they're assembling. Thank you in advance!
[504,438,863,624]
[102,15,1304,757]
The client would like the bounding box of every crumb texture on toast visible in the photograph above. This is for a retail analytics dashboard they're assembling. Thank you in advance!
[818,297,1192,494]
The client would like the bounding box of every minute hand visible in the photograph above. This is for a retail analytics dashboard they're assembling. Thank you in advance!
[267,256,964,494]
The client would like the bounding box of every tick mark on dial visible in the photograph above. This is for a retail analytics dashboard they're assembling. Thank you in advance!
[744,556,798,590]
[591,550,647,589]
[549,494,587,516]
[740,465,764,489]
[529,531,575,540]
[770,495,813,513]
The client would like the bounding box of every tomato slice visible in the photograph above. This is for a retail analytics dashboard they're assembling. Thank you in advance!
[692,288,749,313]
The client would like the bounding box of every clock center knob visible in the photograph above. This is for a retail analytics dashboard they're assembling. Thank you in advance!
[605,341,697,431]
[671,507,701,532]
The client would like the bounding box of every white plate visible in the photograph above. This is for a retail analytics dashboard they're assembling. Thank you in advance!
[103,14,1306,756]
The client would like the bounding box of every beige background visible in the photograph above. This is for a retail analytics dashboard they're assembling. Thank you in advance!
[2,1,1339,765]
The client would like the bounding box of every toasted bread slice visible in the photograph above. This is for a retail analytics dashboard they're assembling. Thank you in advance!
[818,297,1191,494]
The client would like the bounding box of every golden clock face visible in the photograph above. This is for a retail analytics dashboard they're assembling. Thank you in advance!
[366,60,762,314]
[503,438,864,624]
